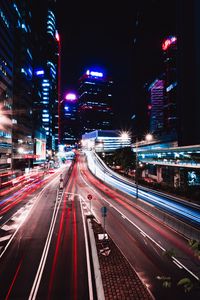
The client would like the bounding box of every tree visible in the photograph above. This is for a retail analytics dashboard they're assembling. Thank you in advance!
[113,147,136,174]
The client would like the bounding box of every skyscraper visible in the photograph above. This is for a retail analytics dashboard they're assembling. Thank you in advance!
[78,69,114,138]
[162,35,177,139]
[62,92,78,146]
[0,1,13,170]
[12,1,34,170]
[32,0,58,152]
[148,79,164,135]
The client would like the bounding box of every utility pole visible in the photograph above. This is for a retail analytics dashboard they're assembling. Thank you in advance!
[135,138,139,199]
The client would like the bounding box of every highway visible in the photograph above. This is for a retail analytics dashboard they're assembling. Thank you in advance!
[0,153,199,299]
[86,150,200,227]
[0,161,93,300]
[78,152,200,299]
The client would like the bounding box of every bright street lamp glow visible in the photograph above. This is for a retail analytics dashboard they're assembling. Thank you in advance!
[18,147,24,154]
[120,132,129,140]
[145,133,153,142]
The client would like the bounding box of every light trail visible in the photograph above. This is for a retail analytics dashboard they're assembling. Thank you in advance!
[28,187,64,300]
[78,158,200,282]
[86,151,200,225]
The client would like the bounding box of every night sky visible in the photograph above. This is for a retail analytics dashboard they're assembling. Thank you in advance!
[57,0,176,132]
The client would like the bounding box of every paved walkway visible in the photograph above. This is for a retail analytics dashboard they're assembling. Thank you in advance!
[91,218,153,300]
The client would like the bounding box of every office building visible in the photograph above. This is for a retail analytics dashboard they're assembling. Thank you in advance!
[78,69,114,138]
[162,35,177,139]
[12,1,34,170]
[32,0,58,152]
[82,130,131,153]
[0,1,13,170]
[148,79,164,135]
[62,92,78,145]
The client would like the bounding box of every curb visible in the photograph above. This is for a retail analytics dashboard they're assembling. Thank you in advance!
[87,218,105,300]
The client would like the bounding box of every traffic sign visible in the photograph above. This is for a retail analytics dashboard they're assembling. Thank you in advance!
[101,206,107,217]
[87,194,93,200]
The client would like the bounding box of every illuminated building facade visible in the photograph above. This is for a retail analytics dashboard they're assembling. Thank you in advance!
[78,69,114,138]
[32,0,58,151]
[0,1,13,170]
[82,130,131,152]
[12,1,34,169]
[62,92,78,145]
[162,36,177,139]
[148,79,164,135]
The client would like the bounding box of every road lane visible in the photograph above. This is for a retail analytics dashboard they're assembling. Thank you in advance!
[76,152,200,300]
[0,164,92,300]
[32,163,91,300]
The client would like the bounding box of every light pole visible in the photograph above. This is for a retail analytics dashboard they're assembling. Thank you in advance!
[135,133,153,199]
[135,138,139,199]
[120,131,130,148]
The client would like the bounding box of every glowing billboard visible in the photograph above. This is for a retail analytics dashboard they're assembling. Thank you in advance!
[35,138,46,161]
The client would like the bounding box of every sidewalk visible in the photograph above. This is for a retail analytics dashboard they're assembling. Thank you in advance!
[91,218,153,300]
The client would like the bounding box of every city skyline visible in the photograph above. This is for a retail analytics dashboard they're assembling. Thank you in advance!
[57,0,176,130]
[0,2,200,300]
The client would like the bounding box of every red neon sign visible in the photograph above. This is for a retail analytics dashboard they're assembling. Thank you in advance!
[162,36,177,51]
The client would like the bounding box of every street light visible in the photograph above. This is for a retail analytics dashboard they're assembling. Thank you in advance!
[135,138,139,199]
[135,133,153,199]
[145,133,153,143]
[120,131,131,148]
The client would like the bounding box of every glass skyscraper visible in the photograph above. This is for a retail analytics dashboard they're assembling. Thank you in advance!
[32,0,58,152]
[0,1,13,170]
[78,69,114,138]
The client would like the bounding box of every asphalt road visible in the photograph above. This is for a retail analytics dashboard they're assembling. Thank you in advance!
[0,154,199,300]
[76,152,200,300]
[0,162,92,300]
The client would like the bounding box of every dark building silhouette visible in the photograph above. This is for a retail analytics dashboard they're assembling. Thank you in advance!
[176,0,200,146]
[61,92,78,146]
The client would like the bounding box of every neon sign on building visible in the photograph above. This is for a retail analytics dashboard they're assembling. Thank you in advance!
[86,70,103,77]
[65,93,77,101]
[162,36,177,51]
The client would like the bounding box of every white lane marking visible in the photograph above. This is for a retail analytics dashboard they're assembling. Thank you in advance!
[172,257,199,280]
[80,196,94,300]
[79,170,200,281]
[173,260,183,269]
[121,214,126,219]
[28,189,64,300]
[0,235,12,242]
[1,225,13,231]
[0,175,60,259]
[3,223,19,231]
[140,232,146,238]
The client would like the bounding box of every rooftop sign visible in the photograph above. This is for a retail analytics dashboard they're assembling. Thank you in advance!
[86,70,103,77]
